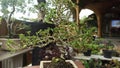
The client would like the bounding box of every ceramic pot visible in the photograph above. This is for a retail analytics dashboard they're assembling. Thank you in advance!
[40,60,78,68]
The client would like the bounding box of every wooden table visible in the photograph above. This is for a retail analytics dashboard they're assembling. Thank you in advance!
[24,61,85,68]
[0,48,33,68]
[74,54,120,61]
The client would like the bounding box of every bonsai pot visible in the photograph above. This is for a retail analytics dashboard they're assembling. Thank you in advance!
[40,60,78,68]
[83,50,91,56]
[103,50,113,58]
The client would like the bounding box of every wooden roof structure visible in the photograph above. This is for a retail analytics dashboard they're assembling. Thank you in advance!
[72,0,120,37]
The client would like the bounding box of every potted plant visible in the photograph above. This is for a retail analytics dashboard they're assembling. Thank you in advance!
[82,58,103,68]
[82,44,92,56]
[82,38,107,56]
[40,57,78,68]
[81,42,102,56]
[102,40,114,58]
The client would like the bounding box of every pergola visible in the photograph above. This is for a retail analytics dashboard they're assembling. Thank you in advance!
[72,0,120,37]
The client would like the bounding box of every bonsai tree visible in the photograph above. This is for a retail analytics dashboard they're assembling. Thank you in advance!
[18,0,75,47]
[101,40,114,58]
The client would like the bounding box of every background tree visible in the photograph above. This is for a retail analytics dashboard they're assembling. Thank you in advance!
[0,0,48,38]
[0,0,26,38]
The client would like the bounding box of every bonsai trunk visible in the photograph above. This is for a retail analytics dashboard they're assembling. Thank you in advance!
[37,0,46,22]
[7,3,15,38]
[38,10,45,22]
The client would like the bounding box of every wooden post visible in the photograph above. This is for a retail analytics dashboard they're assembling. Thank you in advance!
[0,61,1,68]
[97,13,102,37]
[75,0,81,26]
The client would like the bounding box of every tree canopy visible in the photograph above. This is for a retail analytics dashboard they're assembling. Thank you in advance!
[0,0,25,18]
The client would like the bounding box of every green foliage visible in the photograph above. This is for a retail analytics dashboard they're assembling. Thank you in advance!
[19,31,41,48]
[76,25,97,52]
[80,16,88,24]
[6,39,21,52]
[0,0,36,17]
[81,59,120,68]
[102,40,114,50]
[19,28,55,48]
[42,0,75,24]
[18,22,101,54]
[18,22,79,49]
[0,0,25,18]
[82,59,102,68]
[51,22,80,46]
[35,2,46,11]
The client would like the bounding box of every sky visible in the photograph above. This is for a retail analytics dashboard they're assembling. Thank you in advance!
[13,0,38,20]
[0,6,2,16]
[0,0,38,20]
[80,9,94,19]
[13,9,93,20]
[14,9,94,20]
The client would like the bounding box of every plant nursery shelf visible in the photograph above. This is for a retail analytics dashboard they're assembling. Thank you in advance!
[74,54,120,61]
[0,48,33,61]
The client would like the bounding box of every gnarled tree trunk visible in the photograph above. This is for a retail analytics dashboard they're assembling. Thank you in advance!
[37,0,46,22]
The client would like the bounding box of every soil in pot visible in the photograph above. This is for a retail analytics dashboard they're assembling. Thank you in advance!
[103,50,113,58]
[83,50,91,56]
[43,62,74,68]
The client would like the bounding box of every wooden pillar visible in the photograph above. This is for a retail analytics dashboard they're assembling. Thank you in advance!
[96,13,103,37]
[0,62,1,68]
[75,0,81,26]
